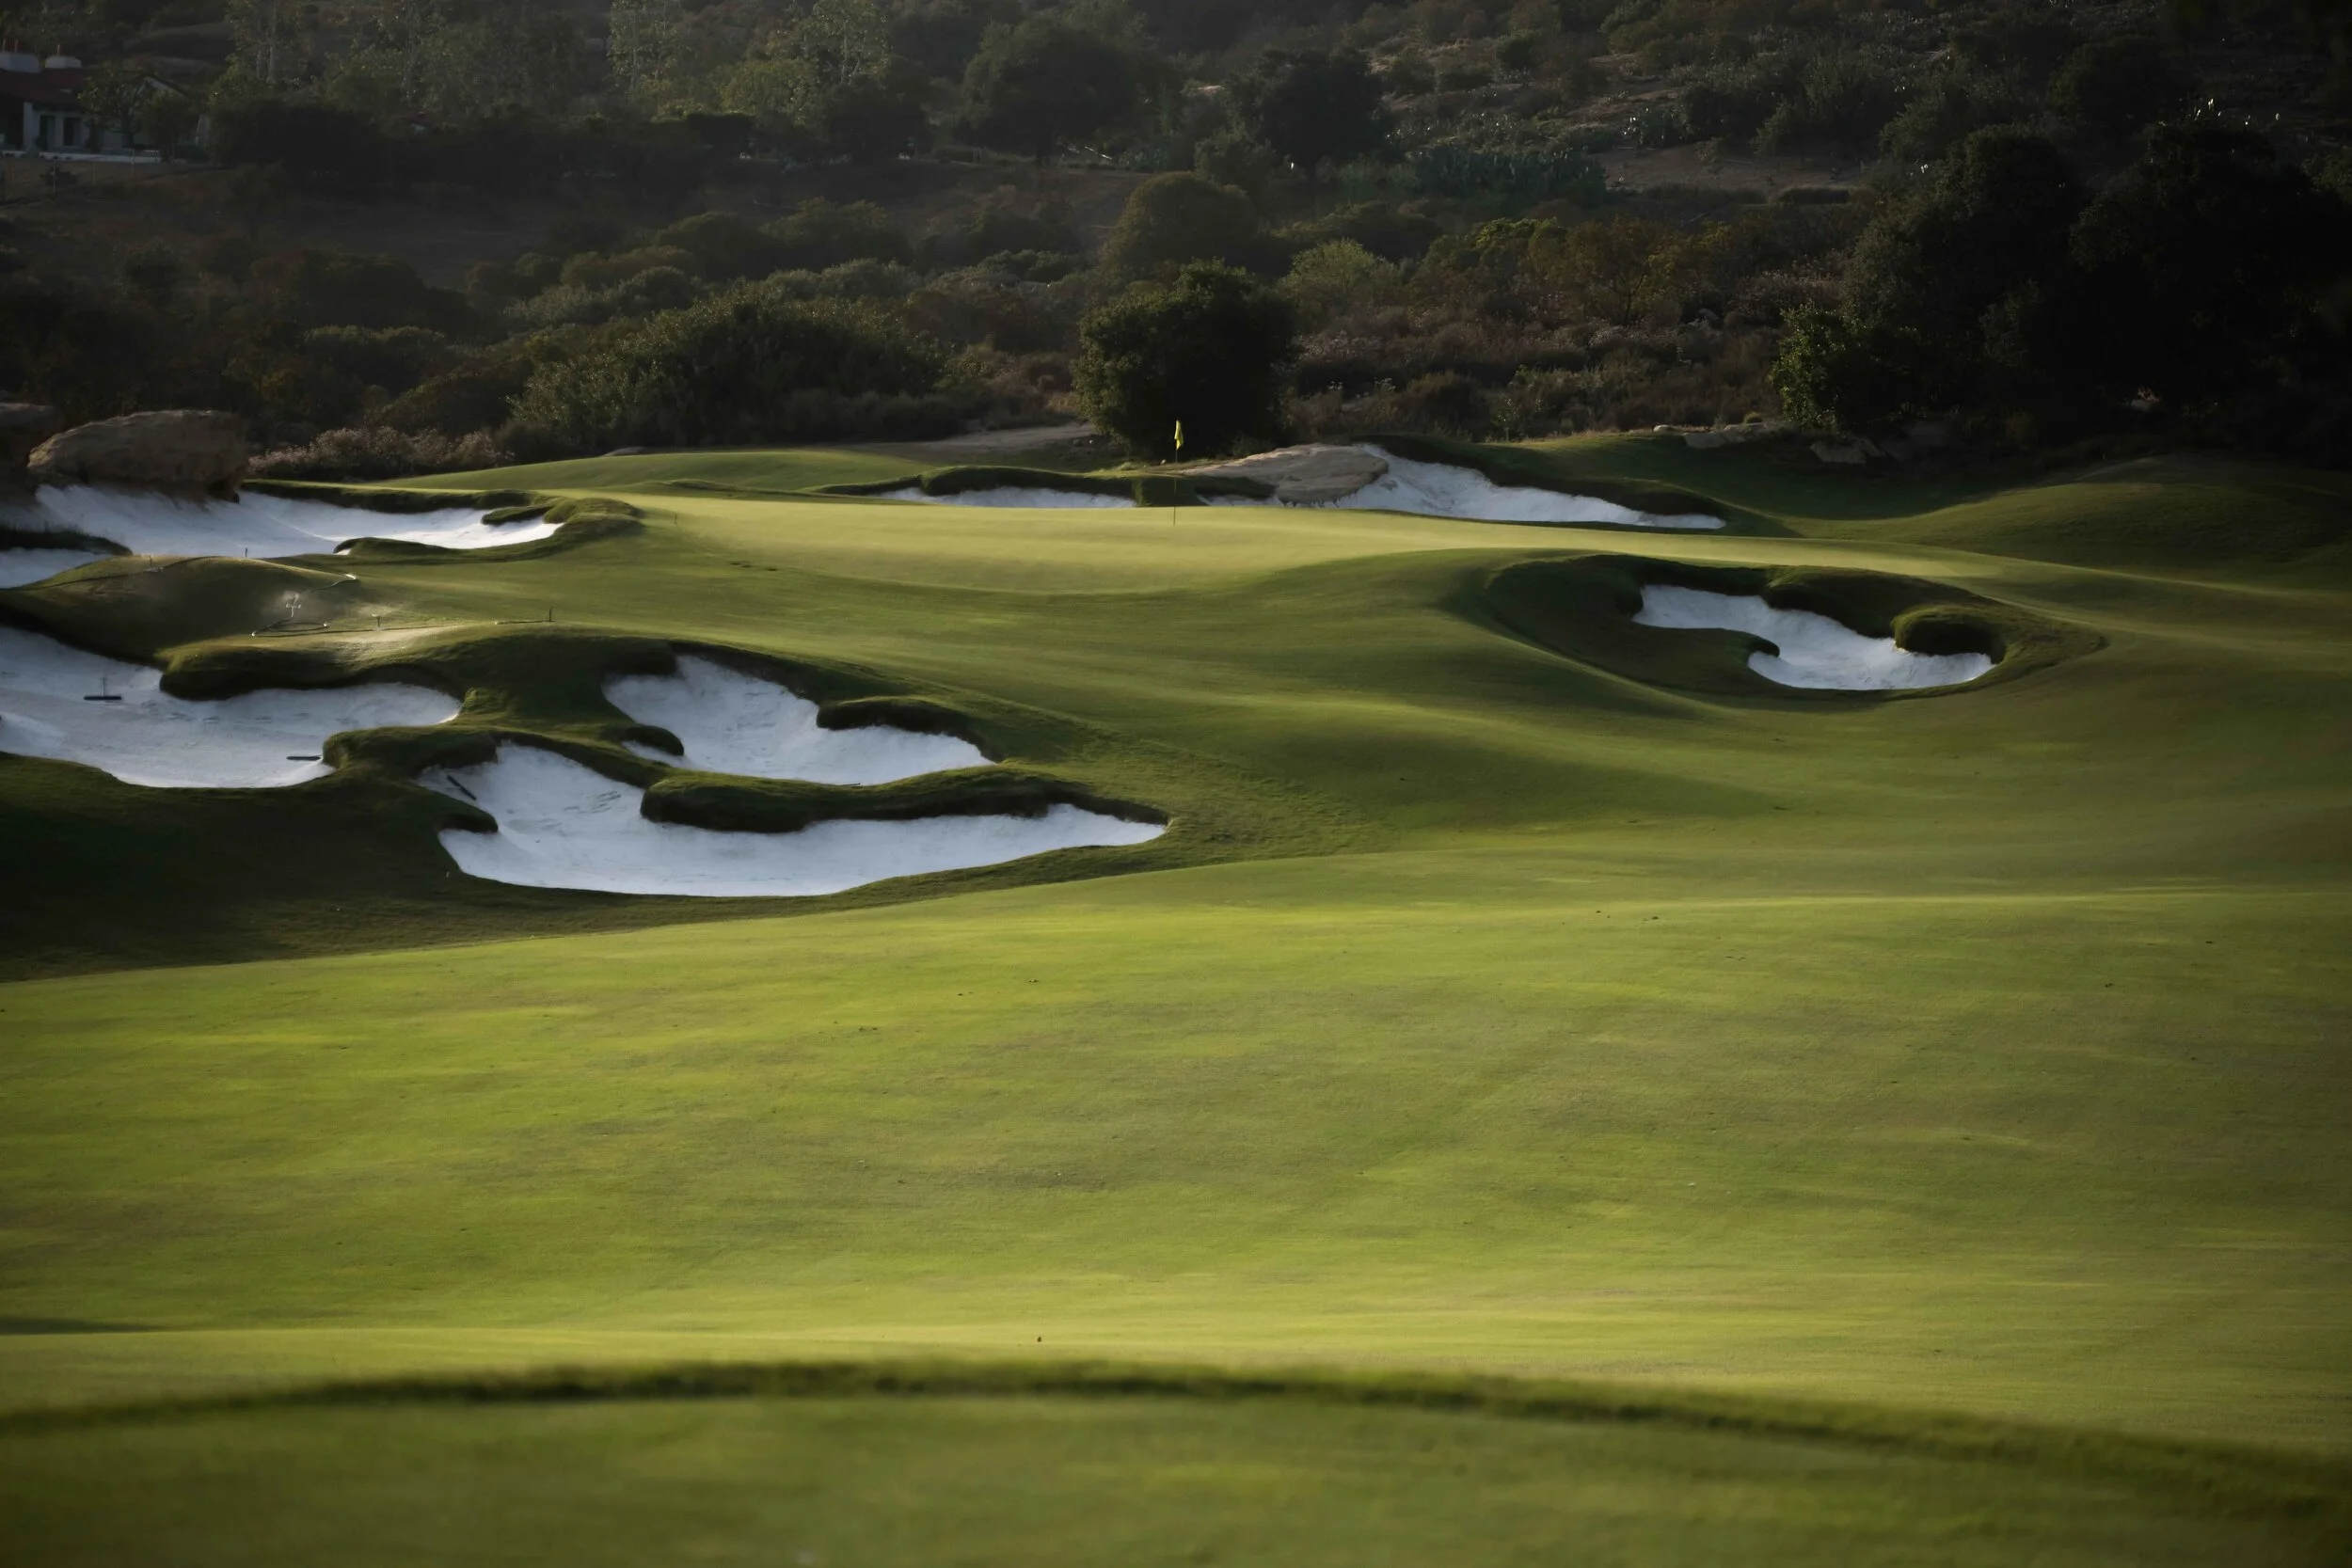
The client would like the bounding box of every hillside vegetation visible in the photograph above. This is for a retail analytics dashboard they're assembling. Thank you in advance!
[2,0,2346,471]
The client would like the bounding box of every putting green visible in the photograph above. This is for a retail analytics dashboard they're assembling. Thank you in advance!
[2,434,2346,1558]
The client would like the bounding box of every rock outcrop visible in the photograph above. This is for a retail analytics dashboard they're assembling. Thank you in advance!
[27,410,247,499]
[0,404,63,496]
[1187,444,1388,506]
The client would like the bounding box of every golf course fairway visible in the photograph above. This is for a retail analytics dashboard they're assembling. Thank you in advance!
[2,434,2347,1562]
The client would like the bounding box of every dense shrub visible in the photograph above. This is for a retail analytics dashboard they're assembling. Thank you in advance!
[1101,174,1278,280]
[1075,262,1296,458]
[1280,201,1445,263]
[2050,37,2194,140]
[209,99,391,196]
[2068,122,2352,406]
[1406,146,1604,203]
[1772,129,2084,424]
[299,326,455,398]
[1232,48,1392,193]
[958,14,1140,165]
[251,426,512,481]
[1757,51,1910,155]
[511,283,950,452]
[248,250,477,335]
[650,214,790,281]
[1878,70,2042,165]
[766,199,914,273]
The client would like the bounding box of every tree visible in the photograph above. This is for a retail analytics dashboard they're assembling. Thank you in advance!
[2050,37,2193,140]
[1074,261,1296,458]
[138,88,199,161]
[818,55,933,162]
[1100,172,1268,280]
[2068,121,2352,405]
[1766,129,2086,426]
[958,15,1137,165]
[75,59,154,149]
[511,283,946,450]
[1232,48,1390,195]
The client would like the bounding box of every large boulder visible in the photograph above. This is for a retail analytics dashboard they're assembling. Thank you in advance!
[1187,444,1388,506]
[0,403,63,494]
[28,410,247,499]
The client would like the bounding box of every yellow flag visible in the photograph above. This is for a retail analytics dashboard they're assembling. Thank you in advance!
[1173,420,1184,458]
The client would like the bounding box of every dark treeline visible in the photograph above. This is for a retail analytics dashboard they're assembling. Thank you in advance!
[0,0,2346,472]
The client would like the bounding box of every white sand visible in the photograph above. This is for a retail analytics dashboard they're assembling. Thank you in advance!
[0,624,461,787]
[878,485,1136,509]
[1307,448,1724,529]
[0,547,108,587]
[21,487,560,558]
[881,445,1722,528]
[424,743,1163,896]
[607,655,991,784]
[1633,585,1994,690]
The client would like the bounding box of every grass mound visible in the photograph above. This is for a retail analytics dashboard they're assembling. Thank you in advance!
[1481,553,2099,699]
[5,1361,2346,1567]
[3,435,2347,1560]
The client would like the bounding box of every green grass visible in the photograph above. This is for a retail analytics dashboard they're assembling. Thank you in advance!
[1,435,2346,1559]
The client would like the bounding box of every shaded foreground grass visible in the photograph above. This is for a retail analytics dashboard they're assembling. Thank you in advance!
[5,1361,2347,1566]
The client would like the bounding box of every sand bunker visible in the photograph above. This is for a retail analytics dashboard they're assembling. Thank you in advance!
[1633,586,1994,690]
[21,487,559,559]
[424,744,1162,896]
[608,656,990,784]
[1213,448,1724,529]
[0,546,108,588]
[0,625,460,787]
[878,445,1721,528]
[879,485,1136,510]
[1352,448,1723,529]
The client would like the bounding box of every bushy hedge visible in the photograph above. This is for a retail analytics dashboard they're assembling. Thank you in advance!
[510,282,953,452]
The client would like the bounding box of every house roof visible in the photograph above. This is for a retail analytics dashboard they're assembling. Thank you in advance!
[0,75,82,107]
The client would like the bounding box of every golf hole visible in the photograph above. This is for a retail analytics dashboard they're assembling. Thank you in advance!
[23,488,560,560]
[0,624,461,787]
[606,655,991,784]
[423,744,1164,896]
[1633,585,1995,690]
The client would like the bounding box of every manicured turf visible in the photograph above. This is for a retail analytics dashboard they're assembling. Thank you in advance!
[2,433,2345,1558]
[2,1386,2336,1566]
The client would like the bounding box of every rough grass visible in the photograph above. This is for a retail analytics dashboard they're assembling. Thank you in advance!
[1,434,2346,1559]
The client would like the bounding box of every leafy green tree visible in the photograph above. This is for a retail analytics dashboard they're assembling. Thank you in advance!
[1768,129,2085,426]
[818,55,934,162]
[512,283,946,450]
[1074,261,1296,458]
[958,14,1137,165]
[75,59,154,149]
[2050,37,2193,140]
[138,87,199,160]
[1100,172,1269,281]
[2069,121,2352,405]
[1232,48,1391,195]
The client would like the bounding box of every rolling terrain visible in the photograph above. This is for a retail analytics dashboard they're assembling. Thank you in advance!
[2,434,2347,1563]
